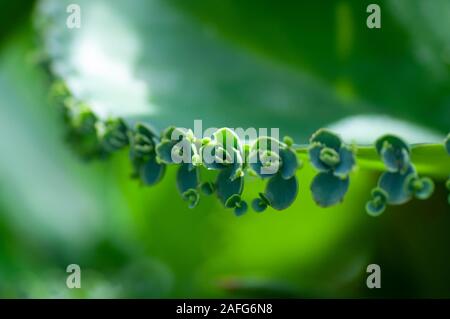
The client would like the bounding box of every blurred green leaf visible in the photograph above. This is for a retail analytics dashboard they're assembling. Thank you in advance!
[0,0,447,299]
[37,0,450,143]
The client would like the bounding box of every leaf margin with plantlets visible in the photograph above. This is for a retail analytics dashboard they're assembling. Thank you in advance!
[46,82,450,216]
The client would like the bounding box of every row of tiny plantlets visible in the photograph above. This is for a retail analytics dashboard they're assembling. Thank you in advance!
[50,82,450,216]
[136,125,302,215]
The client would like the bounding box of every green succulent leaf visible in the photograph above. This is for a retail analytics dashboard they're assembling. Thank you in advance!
[378,166,415,205]
[311,172,349,207]
[157,139,194,165]
[264,173,298,211]
[308,143,329,172]
[333,146,356,179]
[216,166,244,206]
[375,135,411,173]
[155,140,177,164]
[132,123,157,148]
[375,134,411,155]
[140,156,166,186]
[136,122,158,138]
[380,142,410,174]
[130,123,157,159]
[279,147,299,180]
[161,126,183,142]
[176,163,199,195]
[309,129,342,151]
[308,129,355,180]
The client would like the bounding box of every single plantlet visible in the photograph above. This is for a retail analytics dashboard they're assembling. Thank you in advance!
[260,140,297,177]
[308,129,355,207]
[177,163,200,208]
[225,194,248,216]
[375,134,411,173]
[216,166,244,208]
[182,189,200,209]
[377,165,414,205]
[198,128,249,214]
[319,147,340,167]
[200,128,244,180]
[249,136,300,211]
[129,123,165,185]
[130,123,158,159]
[156,128,196,166]
[368,134,435,215]
[405,175,434,200]
[251,193,271,213]
[248,149,280,179]
[366,188,388,217]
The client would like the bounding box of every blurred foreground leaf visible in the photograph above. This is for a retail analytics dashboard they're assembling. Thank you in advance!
[37,0,449,143]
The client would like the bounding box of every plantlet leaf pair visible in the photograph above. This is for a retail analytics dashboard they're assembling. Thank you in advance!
[249,137,300,212]
[308,129,355,207]
[130,123,165,186]
[366,135,435,216]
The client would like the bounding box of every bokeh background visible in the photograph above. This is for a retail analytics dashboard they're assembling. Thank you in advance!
[0,0,449,298]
